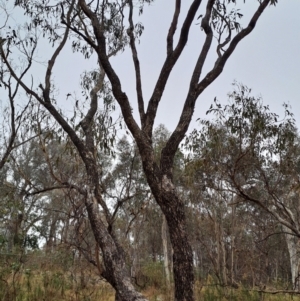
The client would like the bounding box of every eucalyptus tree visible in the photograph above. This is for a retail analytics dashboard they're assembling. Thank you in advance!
[186,84,300,289]
[0,0,279,300]
[0,137,52,252]
[182,168,289,288]
[0,48,32,170]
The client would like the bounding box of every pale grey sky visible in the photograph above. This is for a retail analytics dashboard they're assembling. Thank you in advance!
[108,0,300,132]
[2,1,300,134]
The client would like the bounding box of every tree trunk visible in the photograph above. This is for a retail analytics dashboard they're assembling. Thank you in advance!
[84,181,148,301]
[46,218,57,253]
[284,226,300,290]
[141,162,195,301]
[230,204,237,286]
[65,121,149,301]
[159,191,194,301]
[115,292,125,301]
[162,215,172,295]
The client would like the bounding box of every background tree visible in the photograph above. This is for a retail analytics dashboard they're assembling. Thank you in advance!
[186,84,299,290]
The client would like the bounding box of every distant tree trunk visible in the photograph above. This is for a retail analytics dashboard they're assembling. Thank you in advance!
[131,223,139,280]
[230,204,237,286]
[60,218,69,244]
[213,208,227,286]
[46,218,57,253]
[220,225,227,286]
[162,215,172,294]
[7,212,23,252]
[284,226,300,290]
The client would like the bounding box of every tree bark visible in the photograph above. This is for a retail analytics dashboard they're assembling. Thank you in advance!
[165,198,194,301]
[135,146,195,301]
[84,181,148,301]
[162,215,172,295]
[157,186,194,301]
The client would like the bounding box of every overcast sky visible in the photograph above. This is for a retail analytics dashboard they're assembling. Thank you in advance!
[108,0,300,132]
[2,0,300,135]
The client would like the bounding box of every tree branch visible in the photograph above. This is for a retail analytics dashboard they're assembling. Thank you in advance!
[144,0,202,138]
[0,44,36,169]
[44,0,76,102]
[167,0,181,56]
[79,0,142,142]
[80,64,105,133]
[196,0,271,96]
[128,0,145,127]
[26,184,85,196]
[160,0,271,175]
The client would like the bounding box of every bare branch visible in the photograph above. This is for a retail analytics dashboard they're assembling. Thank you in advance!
[79,0,142,141]
[44,0,76,102]
[26,184,85,196]
[160,0,271,174]
[196,0,271,96]
[0,46,36,169]
[167,0,181,56]
[80,64,105,132]
[128,0,145,127]
[233,179,300,238]
[61,4,98,49]
[144,0,202,138]
[214,8,232,58]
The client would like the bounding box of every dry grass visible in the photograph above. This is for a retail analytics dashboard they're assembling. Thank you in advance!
[0,253,299,301]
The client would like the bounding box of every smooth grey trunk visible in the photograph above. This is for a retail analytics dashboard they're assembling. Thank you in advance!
[230,204,237,285]
[213,208,227,285]
[46,217,58,252]
[131,223,139,279]
[162,215,172,294]
[284,226,300,290]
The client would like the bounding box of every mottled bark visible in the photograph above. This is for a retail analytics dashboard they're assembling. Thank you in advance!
[165,200,194,301]
[151,174,194,301]
[84,184,147,301]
